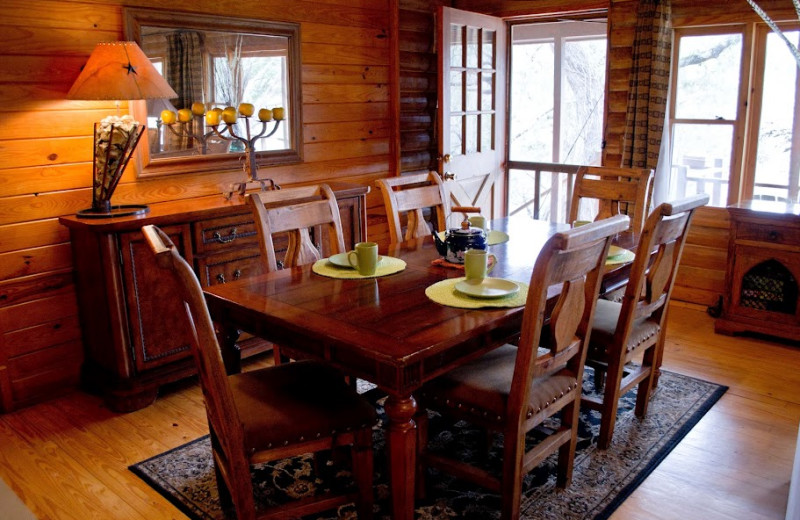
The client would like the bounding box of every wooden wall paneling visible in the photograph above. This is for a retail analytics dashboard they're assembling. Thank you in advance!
[0,0,396,411]
[0,220,69,254]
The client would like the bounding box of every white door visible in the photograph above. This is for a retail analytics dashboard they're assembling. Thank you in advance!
[438,7,507,224]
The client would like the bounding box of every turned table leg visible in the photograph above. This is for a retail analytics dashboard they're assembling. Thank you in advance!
[384,394,417,520]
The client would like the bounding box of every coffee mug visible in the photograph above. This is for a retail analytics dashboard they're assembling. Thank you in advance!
[464,249,496,282]
[468,215,488,230]
[347,242,378,276]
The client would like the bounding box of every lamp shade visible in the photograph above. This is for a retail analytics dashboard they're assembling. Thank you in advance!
[67,41,177,101]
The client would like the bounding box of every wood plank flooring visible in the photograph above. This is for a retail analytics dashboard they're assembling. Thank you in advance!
[0,301,798,520]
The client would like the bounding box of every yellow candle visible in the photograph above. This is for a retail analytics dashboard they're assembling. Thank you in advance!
[160,110,176,125]
[258,108,273,122]
[272,107,286,121]
[177,108,193,123]
[238,103,255,117]
[221,107,238,124]
[191,102,206,116]
[205,110,221,126]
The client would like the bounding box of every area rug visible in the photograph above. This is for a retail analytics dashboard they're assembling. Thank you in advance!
[130,369,726,520]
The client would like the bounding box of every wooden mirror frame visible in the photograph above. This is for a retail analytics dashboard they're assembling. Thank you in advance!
[123,8,303,178]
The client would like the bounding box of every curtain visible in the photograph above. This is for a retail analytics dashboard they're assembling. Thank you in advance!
[166,31,205,110]
[621,0,672,205]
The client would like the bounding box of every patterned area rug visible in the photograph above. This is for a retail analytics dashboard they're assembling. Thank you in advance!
[130,369,726,520]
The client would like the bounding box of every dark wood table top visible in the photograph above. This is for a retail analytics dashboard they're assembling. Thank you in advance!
[203,216,637,396]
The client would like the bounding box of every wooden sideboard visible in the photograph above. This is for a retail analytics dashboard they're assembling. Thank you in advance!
[59,184,368,412]
[715,200,800,342]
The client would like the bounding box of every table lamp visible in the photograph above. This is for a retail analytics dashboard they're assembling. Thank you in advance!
[67,41,177,218]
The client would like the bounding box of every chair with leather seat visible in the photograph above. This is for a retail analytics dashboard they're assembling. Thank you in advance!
[414,214,630,520]
[580,194,709,450]
[569,165,654,233]
[143,224,376,520]
[246,184,346,364]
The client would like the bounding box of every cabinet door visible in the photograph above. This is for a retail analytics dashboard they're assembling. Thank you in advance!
[119,225,195,373]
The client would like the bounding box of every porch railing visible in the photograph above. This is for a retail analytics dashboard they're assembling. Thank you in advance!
[507,161,582,223]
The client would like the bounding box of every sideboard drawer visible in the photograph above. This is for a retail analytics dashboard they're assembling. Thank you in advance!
[736,221,800,247]
[196,248,264,287]
[194,212,260,253]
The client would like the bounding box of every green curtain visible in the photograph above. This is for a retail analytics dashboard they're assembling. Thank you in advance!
[166,31,205,110]
[621,0,672,171]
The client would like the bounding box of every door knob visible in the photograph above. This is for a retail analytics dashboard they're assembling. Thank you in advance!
[443,171,455,180]
[442,154,451,164]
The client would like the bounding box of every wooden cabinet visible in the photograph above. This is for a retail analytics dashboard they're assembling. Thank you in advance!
[715,201,800,342]
[59,185,368,412]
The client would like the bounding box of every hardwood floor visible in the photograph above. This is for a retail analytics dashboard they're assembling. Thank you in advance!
[0,302,797,519]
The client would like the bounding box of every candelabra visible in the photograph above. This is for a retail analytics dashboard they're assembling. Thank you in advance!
[158,113,229,155]
[161,103,285,197]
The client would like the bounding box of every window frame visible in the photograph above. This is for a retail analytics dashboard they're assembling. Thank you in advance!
[670,21,800,206]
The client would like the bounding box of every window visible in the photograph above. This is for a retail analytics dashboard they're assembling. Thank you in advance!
[507,20,607,221]
[669,23,800,206]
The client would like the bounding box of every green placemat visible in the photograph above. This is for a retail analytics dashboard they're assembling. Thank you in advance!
[312,256,407,279]
[425,277,529,309]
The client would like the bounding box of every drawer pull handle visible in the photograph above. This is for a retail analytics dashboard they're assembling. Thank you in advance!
[768,231,779,241]
[213,227,238,244]
[233,269,242,280]
[216,273,226,284]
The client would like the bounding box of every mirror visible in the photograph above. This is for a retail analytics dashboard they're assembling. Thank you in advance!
[124,8,302,178]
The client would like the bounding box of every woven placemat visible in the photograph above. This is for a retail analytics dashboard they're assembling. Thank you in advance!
[312,256,407,279]
[425,277,529,309]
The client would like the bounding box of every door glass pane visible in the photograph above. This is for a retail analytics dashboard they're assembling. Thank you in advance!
[510,40,554,161]
[466,114,478,153]
[450,25,463,67]
[753,30,800,202]
[670,123,733,207]
[561,37,606,164]
[482,30,495,68]
[481,113,493,151]
[467,26,479,68]
[450,71,463,112]
[675,33,742,120]
[450,115,463,156]
[481,72,494,111]
[466,71,478,111]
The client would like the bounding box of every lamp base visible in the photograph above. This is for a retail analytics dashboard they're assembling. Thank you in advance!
[76,204,149,219]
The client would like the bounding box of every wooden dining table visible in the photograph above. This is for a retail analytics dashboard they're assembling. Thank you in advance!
[203,215,637,520]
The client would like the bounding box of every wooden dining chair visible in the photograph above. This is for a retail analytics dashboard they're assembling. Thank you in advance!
[247,184,346,364]
[246,183,346,271]
[569,166,654,233]
[414,214,630,520]
[142,224,376,520]
[580,194,709,449]
[375,171,450,244]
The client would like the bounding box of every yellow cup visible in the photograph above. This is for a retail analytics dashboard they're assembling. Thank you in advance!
[347,242,378,276]
[464,249,496,282]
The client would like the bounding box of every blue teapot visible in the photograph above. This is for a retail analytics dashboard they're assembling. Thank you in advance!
[433,220,488,263]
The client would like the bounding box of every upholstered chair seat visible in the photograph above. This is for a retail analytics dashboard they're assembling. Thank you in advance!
[231,361,376,450]
[418,345,580,425]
